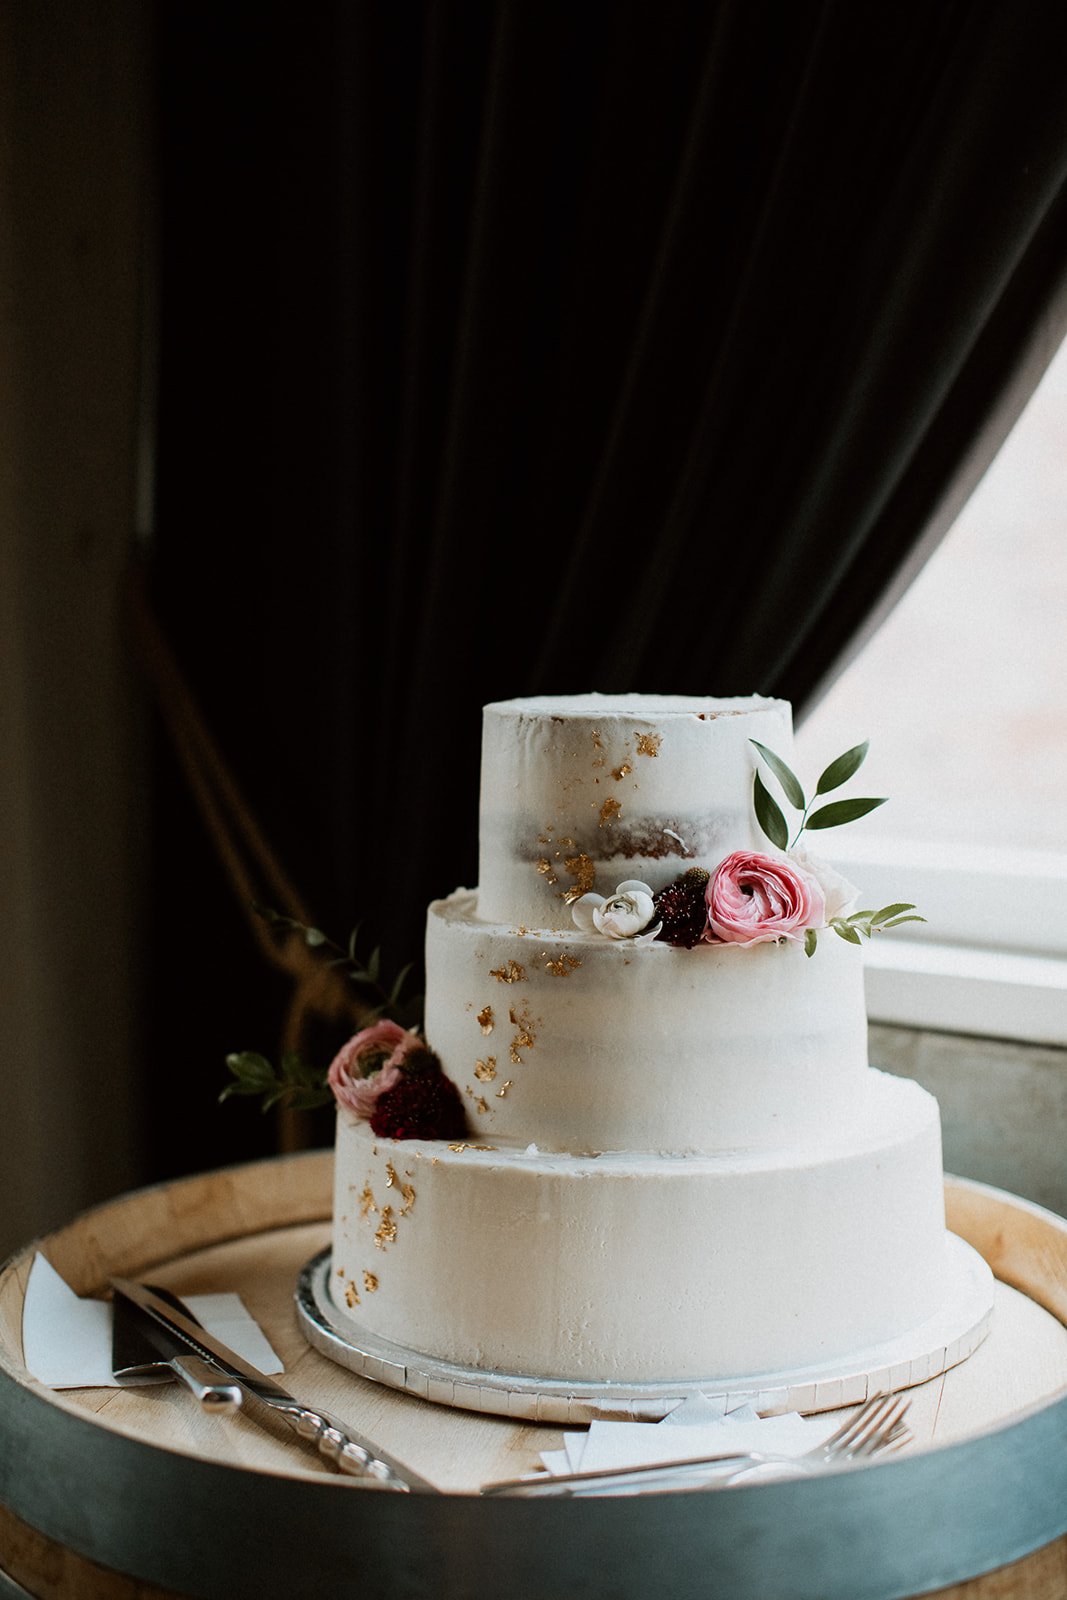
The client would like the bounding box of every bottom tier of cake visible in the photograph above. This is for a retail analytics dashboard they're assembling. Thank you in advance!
[330,1070,949,1385]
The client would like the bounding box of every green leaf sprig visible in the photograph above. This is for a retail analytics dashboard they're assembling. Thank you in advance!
[219,908,423,1113]
[750,738,886,851]
[750,740,925,954]
[220,1048,334,1112]
[827,904,926,943]
[251,904,423,1029]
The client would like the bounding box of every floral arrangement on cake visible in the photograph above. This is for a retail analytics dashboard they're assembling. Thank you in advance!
[220,914,470,1140]
[572,739,923,957]
[222,737,922,1137]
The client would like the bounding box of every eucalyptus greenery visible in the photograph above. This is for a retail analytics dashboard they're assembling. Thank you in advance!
[751,739,925,953]
[803,902,926,957]
[219,907,423,1113]
[219,1047,334,1112]
[751,738,886,849]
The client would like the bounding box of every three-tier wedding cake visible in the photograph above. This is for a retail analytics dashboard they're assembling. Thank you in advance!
[324,694,981,1392]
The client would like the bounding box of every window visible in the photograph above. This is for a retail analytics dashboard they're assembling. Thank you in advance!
[793,338,1067,1045]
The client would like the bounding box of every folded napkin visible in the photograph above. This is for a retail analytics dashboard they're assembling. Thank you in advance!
[539,1391,840,1488]
[21,1253,283,1388]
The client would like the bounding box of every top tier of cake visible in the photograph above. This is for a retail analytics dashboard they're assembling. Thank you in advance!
[477,693,793,930]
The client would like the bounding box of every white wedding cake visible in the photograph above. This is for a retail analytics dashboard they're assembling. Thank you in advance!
[326,694,958,1387]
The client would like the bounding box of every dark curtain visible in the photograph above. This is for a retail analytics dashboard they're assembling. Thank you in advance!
[142,0,1067,1179]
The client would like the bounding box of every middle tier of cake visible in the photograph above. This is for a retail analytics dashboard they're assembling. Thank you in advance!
[425,889,870,1155]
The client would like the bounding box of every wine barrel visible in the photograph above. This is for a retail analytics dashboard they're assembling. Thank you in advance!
[1,1152,1065,1599]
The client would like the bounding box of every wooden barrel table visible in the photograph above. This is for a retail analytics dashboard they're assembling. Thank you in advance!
[1,1152,1065,1599]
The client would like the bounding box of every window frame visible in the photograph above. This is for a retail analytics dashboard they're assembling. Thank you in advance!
[824,834,1067,1047]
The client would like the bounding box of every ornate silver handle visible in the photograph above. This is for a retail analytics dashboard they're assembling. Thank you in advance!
[269,1401,434,1491]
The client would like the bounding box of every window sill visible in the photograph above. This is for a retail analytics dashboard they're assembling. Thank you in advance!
[863,937,1067,1049]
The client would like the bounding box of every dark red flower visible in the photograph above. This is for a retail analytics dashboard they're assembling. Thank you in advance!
[653,867,711,948]
[369,1057,469,1141]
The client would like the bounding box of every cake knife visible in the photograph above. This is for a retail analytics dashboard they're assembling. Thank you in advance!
[111,1283,243,1413]
[109,1277,438,1493]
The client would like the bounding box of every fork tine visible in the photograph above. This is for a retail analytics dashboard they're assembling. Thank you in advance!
[863,1395,909,1443]
[852,1423,912,1463]
[846,1398,912,1457]
[822,1392,897,1454]
[818,1391,893,1450]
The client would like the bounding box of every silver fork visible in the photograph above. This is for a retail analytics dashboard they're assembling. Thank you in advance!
[718,1390,912,1486]
[479,1391,912,1497]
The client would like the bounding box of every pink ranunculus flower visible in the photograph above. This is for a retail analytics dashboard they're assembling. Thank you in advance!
[705,850,826,947]
[327,1019,422,1118]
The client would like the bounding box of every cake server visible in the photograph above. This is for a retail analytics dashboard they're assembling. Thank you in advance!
[109,1277,438,1493]
[111,1284,243,1414]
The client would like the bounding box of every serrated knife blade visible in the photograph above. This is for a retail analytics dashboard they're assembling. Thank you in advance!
[111,1287,243,1413]
[108,1277,437,1493]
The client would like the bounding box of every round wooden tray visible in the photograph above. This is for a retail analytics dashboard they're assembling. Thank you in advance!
[0,1152,1065,1600]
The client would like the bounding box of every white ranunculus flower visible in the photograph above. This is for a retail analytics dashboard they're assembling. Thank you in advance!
[789,848,860,921]
[595,895,651,938]
[571,892,607,934]
[572,881,660,940]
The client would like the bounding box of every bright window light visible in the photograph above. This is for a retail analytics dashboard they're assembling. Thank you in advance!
[794,339,1067,1042]
[796,337,1067,858]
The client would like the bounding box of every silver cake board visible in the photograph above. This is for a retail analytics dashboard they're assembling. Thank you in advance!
[295,1232,996,1424]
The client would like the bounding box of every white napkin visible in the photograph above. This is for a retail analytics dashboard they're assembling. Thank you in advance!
[539,1395,840,1489]
[21,1253,284,1388]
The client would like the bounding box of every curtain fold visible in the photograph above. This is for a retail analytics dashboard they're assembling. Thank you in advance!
[145,0,1067,1178]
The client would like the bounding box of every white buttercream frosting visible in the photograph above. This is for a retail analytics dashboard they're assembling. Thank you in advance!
[424,890,870,1155]
[477,693,793,931]
[329,691,956,1388]
[332,1071,947,1383]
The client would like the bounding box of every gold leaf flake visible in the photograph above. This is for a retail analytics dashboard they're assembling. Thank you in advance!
[490,959,526,984]
[363,1271,379,1293]
[635,732,662,757]
[508,1001,538,1063]
[345,1280,360,1309]
[474,1056,497,1082]
[598,797,622,827]
[560,853,595,903]
[545,952,582,977]
[358,1182,378,1220]
[374,1207,397,1250]
[496,1080,514,1098]
[536,857,557,885]
[473,1096,489,1115]
[612,761,633,780]
[384,1162,416,1215]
